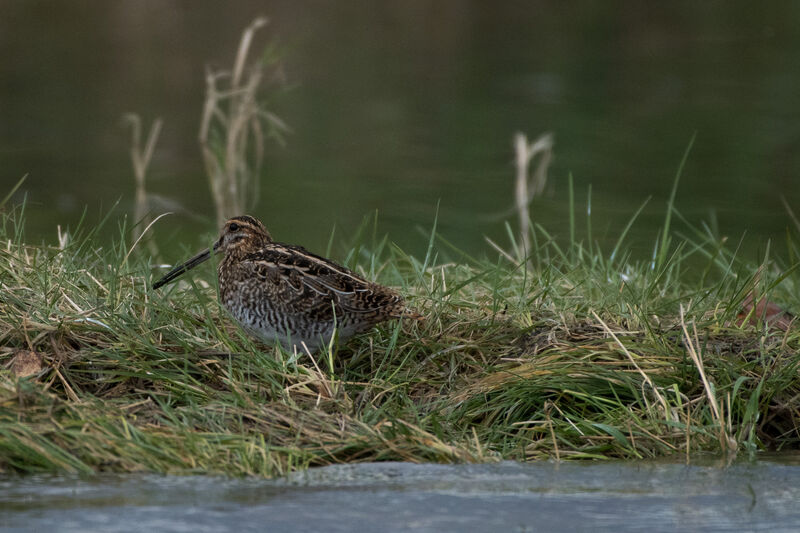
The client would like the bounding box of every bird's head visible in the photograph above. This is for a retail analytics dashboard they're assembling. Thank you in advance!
[214,215,273,256]
[152,215,272,290]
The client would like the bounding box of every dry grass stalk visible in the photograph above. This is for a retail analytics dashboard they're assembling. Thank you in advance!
[199,17,288,227]
[592,310,672,421]
[513,131,553,261]
[680,304,738,454]
[125,113,163,256]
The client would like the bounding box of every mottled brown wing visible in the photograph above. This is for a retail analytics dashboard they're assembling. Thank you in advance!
[243,244,402,318]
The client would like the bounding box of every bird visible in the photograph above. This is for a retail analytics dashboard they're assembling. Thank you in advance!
[152,215,418,351]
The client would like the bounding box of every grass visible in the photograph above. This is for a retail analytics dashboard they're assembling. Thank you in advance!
[1,185,800,477]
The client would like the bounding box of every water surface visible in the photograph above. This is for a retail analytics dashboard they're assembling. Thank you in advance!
[3,459,800,532]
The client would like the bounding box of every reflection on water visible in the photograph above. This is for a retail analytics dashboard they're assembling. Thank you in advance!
[2,458,800,532]
[2,2,800,259]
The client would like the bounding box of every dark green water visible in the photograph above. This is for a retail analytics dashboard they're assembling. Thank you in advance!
[3,1,800,260]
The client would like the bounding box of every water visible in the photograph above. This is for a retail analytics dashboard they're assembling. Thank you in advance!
[2,2,800,259]
[2,459,800,532]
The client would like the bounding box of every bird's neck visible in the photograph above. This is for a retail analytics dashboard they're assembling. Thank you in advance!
[222,237,270,263]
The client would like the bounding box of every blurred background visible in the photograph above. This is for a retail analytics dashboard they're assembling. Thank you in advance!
[2,1,799,260]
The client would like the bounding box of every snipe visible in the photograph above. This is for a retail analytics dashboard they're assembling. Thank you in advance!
[153,215,418,351]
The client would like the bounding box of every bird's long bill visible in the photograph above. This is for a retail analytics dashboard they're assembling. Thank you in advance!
[152,243,217,290]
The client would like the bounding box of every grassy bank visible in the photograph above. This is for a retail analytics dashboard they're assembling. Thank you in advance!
[1,199,799,477]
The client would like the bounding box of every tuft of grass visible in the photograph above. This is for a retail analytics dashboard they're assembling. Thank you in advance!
[1,191,800,477]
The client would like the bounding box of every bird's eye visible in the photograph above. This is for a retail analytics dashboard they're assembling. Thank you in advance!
[229,222,240,232]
